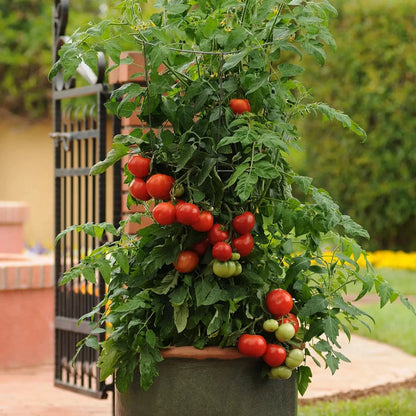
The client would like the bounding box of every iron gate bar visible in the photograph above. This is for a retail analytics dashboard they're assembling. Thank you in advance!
[53,69,112,400]
[53,84,108,100]
[52,2,121,409]
[55,167,92,177]
[50,129,101,140]
[53,88,110,399]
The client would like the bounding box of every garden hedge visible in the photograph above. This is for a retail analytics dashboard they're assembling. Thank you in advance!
[297,0,416,250]
[0,1,114,118]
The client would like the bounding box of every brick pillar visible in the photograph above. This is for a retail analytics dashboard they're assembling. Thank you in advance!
[0,201,29,254]
[108,52,153,234]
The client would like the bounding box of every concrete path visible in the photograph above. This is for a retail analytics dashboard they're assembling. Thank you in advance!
[1,334,416,415]
[300,332,416,402]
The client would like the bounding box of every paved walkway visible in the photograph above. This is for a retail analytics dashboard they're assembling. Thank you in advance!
[1,334,416,415]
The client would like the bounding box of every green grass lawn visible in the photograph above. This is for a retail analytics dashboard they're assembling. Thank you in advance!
[299,268,416,415]
[347,268,416,296]
[347,268,416,355]
[298,388,416,416]
[352,301,416,355]
[376,268,416,295]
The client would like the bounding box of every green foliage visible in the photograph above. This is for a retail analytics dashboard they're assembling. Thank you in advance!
[297,0,416,250]
[0,1,111,117]
[52,0,413,395]
[299,388,416,416]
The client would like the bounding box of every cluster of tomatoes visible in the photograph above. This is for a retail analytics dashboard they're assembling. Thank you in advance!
[126,154,257,277]
[128,154,177,201]
[156,205,256,277]
[208,211,255,278]
[237,288,304,380]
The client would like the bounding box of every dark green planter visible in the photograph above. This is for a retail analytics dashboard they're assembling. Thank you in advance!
[115,348,297,416]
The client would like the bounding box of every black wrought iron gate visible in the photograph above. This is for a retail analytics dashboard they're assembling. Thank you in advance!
[52,0,119,403]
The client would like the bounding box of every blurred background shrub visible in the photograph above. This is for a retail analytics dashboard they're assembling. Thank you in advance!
[297,0,416,251]
[0,1,112,118]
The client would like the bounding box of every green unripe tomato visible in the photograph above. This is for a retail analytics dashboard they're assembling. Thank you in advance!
[285,349,304,369]
[275,323,296,342]
[213,260,236,278]
[173,183,185,197]
[268,366,292,380]
[233,262,243,276]
[231,252,241,261]
[263,319,279,333]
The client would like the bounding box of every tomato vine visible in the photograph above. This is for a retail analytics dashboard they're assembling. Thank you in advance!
[51,0,415,396]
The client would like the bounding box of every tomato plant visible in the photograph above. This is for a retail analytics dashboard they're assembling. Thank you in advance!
[263,319,279,333]
[129,178,151,201]
[233,262,242,276]
[152,202,176,226]
[263,344,287,368]
[212,260,236,278]
[266,289,293,317]
[268,366,292,380]
[127,155,151,178]
[232,212,255,234]
[275,323,296,342]
[237,334,267,357]
[175,202,200,225]
[191,238,210,256]
[230,98,251,115]
[146,174,175,200]
[52,0,414,398]
[281,313,300,335]
[211,242,232,261]
[174,251,199,273]
[232,233,254,257]
[285,349,305,369]
[207,224,229,245]
[191,211,214,232]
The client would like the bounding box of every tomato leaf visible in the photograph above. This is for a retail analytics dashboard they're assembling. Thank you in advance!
[173,302,189,333]
[98,259,112,284]
[151,272,179,295]
[90,143,129,175]
[323,315,340,344]
[299,295,329,318]
[112,250,130,274]
[112,295,149,312]
[85,335,100,351]
[296,365,312,396]
[82,266,96,284]
[138,343,162,391]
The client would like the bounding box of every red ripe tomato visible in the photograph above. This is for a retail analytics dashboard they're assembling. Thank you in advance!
[207,223,229,244]
[281,313,300,335]
[152,202,176,225]
[174,250,199,273]
[232,212,255,234]
[146,174,175,200]
[230,98,251,114]
[237,334,267,357]
[175,202,200,225]
[191,238,210,256]
[127,155,151,178]
[129,178,151,201]
[266,289,293,317]
[232,233,254,257]
[262,344,287,368]
[191,211,214,232]
[212,242,232,261]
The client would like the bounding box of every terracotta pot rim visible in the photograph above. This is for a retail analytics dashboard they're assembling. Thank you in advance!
[160,346,247,360]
